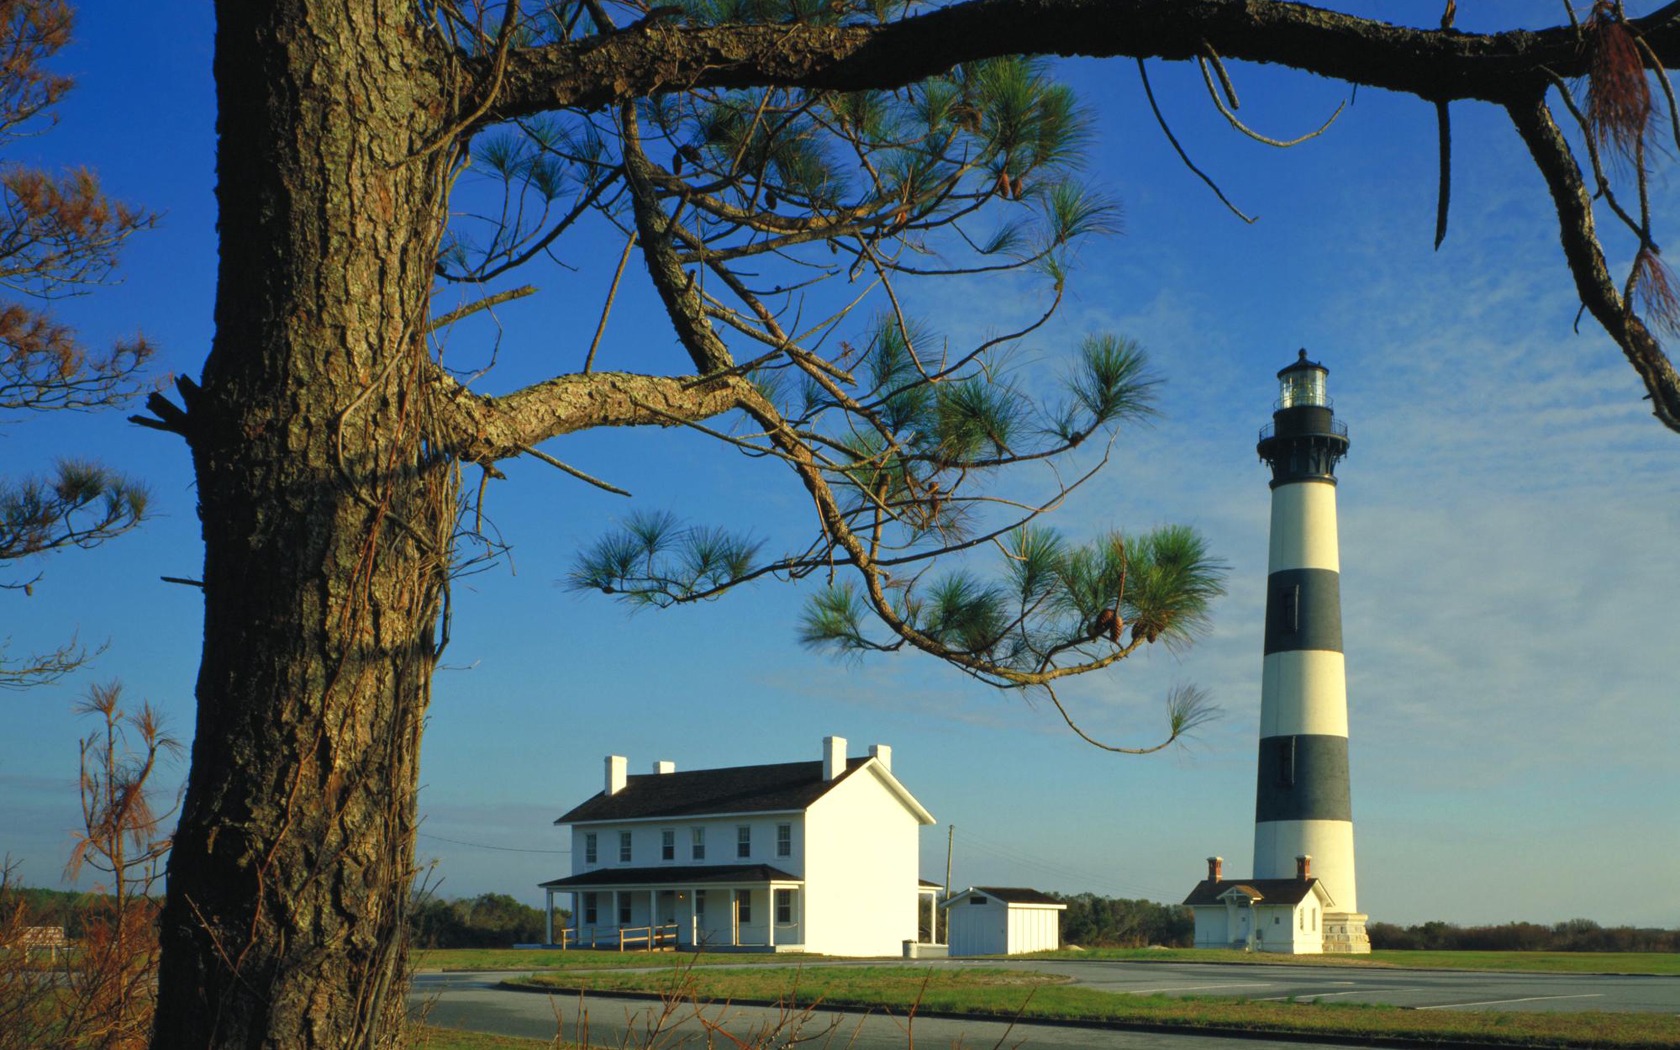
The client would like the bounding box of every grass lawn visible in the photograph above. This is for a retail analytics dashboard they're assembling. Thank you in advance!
[420,945,1680,976]
[1020,947,1680,975]
[507,965,1680,1049]
[411,1025,556,1049]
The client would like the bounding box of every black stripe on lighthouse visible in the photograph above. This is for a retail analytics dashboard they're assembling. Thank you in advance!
[1263,568,1343,654]
[1254,734,1352,822]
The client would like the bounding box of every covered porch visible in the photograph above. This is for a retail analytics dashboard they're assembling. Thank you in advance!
[540,864,806,951]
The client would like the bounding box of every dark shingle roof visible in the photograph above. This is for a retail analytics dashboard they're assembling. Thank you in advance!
[1182,878,1320,907]
[941,886,1064,908]
[556,758,869,824]
[540,864,799,889]
[973,886,1064,906]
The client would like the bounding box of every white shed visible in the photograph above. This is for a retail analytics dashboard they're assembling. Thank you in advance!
[941,887,1066,956]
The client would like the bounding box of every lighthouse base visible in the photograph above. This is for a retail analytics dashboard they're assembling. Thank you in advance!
[1321,912,1371,954]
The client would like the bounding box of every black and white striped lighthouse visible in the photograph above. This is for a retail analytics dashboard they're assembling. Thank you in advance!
[1252,350,1369,953]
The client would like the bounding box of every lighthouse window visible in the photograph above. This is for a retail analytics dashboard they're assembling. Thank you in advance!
[1277,737,1296,787]
[1277,584,1300,633]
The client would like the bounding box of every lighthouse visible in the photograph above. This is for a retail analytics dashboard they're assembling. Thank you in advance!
[1252,349,1367,952]
[1183,350,1370,953]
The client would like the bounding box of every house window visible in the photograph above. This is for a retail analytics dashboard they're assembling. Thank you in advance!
[584,833,598,865]
[969,896,988,905]
[692,827,706,860]
[736,825,751,858]
[619,830,633,863]
[662,829,675,861]
[776,823,792,858]
[735,890,751,924]
[775,888,793,924]
[1312,909,1318,931]
[1300,909,1305,931]
[583,893,598,925]
[1274,915,1281,925]
[618,893,632,925]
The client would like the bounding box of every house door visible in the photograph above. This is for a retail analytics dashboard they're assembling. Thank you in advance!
[657,890,677,925]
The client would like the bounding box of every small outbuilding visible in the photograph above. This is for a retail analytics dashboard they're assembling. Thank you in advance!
[1182,856,1335,954]
[941,886,1066,957]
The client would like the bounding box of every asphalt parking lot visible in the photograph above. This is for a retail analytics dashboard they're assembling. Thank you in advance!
[970,958,1679,1012]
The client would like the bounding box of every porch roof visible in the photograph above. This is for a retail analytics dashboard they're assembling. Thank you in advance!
[540,864,801,890]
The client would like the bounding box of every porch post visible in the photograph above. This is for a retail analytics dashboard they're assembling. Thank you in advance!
[767,887,775,948]
[545,888,554,944]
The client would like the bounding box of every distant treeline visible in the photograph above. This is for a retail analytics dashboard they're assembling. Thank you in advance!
[1052,893,1193,948]
[11,886,562,949]
[1369,919,1680,953]
[3,887,132,939]
[16,884,1676,953]
[407,892,562,949]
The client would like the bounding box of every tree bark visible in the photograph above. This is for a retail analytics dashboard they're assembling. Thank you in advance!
[152,3,457,1046]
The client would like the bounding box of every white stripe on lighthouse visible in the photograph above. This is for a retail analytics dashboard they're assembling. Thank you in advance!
[1268,480,1340,572]
[1253,820,1358,913]
[1259,651,1349,737]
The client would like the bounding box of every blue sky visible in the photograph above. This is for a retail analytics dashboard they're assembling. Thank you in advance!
[2,3,1676,929]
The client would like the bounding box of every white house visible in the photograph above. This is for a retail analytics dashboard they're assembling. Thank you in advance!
[1182,856,1334,954]
[541,736,938,956]
[941,887,1066,957]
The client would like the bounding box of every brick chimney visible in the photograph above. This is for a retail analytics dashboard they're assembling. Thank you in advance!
[654,760,675,775]
[605,755,627,795]
[1207,856,1223,882]
[868,743,892,772]
[1296,854,1312,880]
[823,735,847,781]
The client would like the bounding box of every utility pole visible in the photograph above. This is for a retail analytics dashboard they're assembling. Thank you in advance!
[942,824,954,944]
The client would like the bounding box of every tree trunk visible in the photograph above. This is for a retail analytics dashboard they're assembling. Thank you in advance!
[153,4,457,1046]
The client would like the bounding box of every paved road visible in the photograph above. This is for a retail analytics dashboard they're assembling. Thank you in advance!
[410,959,1679,1046]
[412,974,1342,1050]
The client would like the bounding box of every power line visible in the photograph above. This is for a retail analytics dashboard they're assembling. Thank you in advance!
[956,829,1180,901]
[417,832,570,855]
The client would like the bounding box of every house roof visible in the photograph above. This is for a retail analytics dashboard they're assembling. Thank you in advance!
[940,886,1066,909]
[558,751,955,825]
[1182,878,1327,908]
[540,864,800,889]
[556,758,870,824]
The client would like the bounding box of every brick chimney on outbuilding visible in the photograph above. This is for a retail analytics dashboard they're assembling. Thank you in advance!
[1207,856,1223,882]
[1296,854,1312,880]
